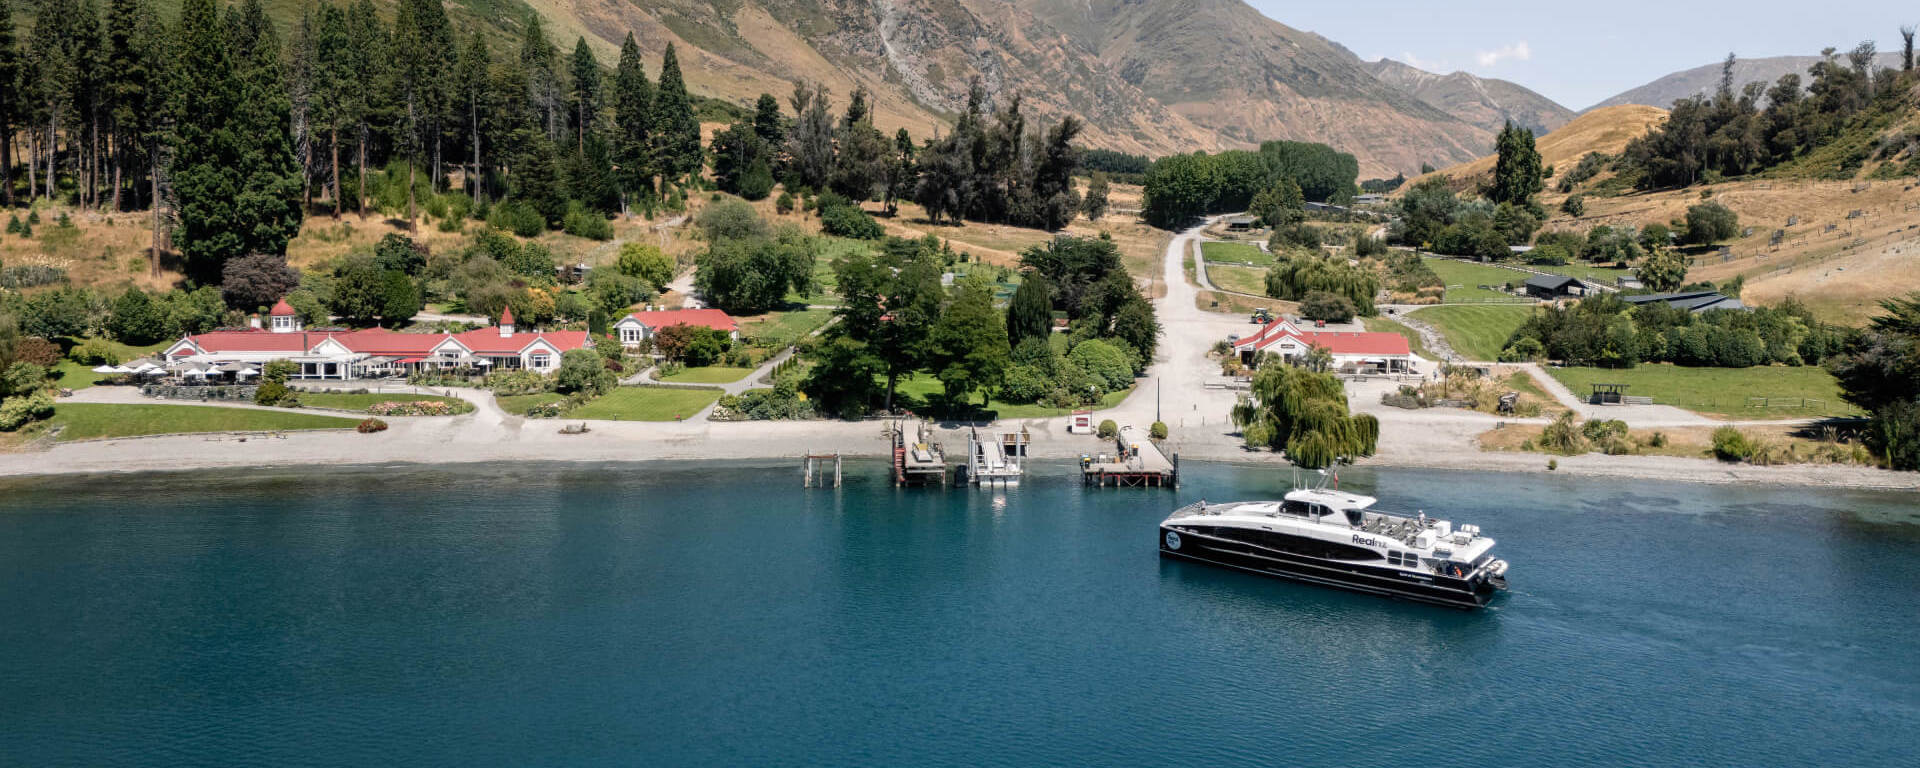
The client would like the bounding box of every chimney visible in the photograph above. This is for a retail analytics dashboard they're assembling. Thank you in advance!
[499,305,515,338]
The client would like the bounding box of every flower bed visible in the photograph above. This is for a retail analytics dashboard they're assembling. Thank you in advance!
[366,400,468,417]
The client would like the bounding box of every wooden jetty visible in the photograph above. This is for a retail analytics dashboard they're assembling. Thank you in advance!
[892,419,949,486]
[1082,424,1178,488]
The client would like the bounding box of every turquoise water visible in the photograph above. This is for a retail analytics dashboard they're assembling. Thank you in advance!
[1,461,1917,766]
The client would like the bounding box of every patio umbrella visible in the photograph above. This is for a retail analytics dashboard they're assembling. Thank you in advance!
[91,364,129,374]
[216,362,251,374]
[473,358,493,367]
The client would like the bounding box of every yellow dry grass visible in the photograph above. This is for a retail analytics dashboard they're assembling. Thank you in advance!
[1405,105,1668,192]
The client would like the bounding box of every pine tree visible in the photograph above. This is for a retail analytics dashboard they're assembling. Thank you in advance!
[229,0,303,256]
[650,43,700,183]
[753,93,784,148]
[29,0,83,202]
[313,2,351,218]
[104,0,161,214]
[568,36,599,152]
[1490,121,1543,208]
[611,32,653,207]
[519,13,561,142]
[0,0,19,205]
[453,29,491,204]
[345,0,386,216]
[167,0,242,278]
[392,0,452,225]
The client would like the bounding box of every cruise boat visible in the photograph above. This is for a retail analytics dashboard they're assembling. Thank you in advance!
[1159,478,1510,609]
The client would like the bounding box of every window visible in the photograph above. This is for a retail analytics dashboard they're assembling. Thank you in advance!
[529,353,551,369]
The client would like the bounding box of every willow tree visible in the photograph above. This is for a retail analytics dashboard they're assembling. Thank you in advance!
[1231,363,1379,468]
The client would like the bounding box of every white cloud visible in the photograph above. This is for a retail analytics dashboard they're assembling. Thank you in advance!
[1476,41,1532,68]
[1398,51,1445,72]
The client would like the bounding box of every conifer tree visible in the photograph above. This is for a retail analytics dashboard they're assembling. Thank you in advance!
[229,0,303,257]
[611,32,653,207]
[29,0,83,201]
[0,0,18,205]
[313,2,352,217]
[344,0,385,215]
[1490,121,1544,207]
[393,0,452,224]
[650,43,701,183]
[105,0,161,213]
[454,29,491,204]
[568,36,599,152]
[519,13,561,142]
[167,0,242,278]
[753,93,784,149]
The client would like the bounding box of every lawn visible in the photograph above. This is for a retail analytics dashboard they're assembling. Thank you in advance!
[888,372,1132,419]
[1408,305,1532,361]
[1543,363,1860,418]
[568,387,721,421]
[659,366,755,384]
[47,338,171,391]
[496,392,566,415]
[1200,241,1273,266]
[45,403,360,441]
[1208,264,1269,296]
[293,392,473,413]
[1361,315,1435,360]
[737,308,834,348]
[1421,257,1534,302]
[1537,260,1633,285]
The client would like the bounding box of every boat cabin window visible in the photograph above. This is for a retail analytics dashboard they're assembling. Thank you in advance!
[1282,499,1313,517]
[1344,508,1365,526]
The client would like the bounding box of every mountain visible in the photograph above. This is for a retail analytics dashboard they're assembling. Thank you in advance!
[1588,53,1902,111]
[1363,59,1575,137]
[1402,105,1668,193]
[513,0,1493,177]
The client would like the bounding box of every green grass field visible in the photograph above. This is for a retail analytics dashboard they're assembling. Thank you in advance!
[1208,264,1269,296]
[1407,305,1533,361]
[46,338,171,391]
[1544,364,1859,418]
[496,392,566,415]
[1200,241,1273,266]
[659,366,755,384]
[568,387,721,421]
[1537,261,1633,285]
[737,308,834,348]
[1362,316,1436,360]
[293,392,472,413]
[889,372,1132,419]
[46,403,360,441]
[1421,257,1533,302]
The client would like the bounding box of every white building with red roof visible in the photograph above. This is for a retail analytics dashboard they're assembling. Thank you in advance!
[1230,318,1414,373]
[163,303,593,380]
[613,308,740,348]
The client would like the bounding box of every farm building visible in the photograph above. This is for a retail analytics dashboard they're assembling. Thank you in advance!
[1619,291,1747,313]
[1523,274,1587,299]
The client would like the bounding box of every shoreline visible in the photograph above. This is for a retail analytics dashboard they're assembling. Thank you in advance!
[4,414,1916,491]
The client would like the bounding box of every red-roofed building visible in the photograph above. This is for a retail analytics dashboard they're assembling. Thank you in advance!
[1230,319,1414,373]
[163,306,593,380]
[613,309,740,348]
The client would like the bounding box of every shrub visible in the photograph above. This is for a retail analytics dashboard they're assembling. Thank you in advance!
[69,338,120,366]
[1149,421,1168,440]
[1711,426,1753,462]
[1299,291,1356,323]
[356,417,389,433]
[775,191,795,215]
[14,337,61,367]
[253,380,296,407]
[563,209,614,240]
[819,201,884,240]
[1539,412,1587,455]
[488,369,552,396]
[1560,195,1585,217]
[488,201,545,237]
[0,392,55,431]
[1097,419,1118,439]
[1068,339,1137,391]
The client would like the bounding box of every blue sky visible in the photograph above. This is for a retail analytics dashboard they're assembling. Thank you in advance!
[1247,1,1915,109]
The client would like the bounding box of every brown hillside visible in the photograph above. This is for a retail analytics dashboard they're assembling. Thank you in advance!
[1402,105,1668,193]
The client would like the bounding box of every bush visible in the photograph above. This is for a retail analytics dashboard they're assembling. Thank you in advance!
[563,208,614,240]
[775,192,795,215]
[1711,426,1753,462]
[488,201,545,237]
[1097,419,1118,439]
[253,380,297,407]
[819,201,884,240]
[1560,195,1585,217]
[356,417,389,433]
[69,338,120,366]
[0,392,55,431]
[1067,339,1136,391]
[1299,291,1356,323]
[1539,411,1587,455]
[487,369,552,395]
[1149,421,1168,440]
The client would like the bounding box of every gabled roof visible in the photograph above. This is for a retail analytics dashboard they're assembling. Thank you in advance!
[619,308,739,333]
[171,325,593,359]
[1523,274,1582,290]
[1230,323,1410,356]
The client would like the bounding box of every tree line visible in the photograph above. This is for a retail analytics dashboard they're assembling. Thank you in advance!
[1620,42,1915,189]
[1499,293,1844,369]
[1139,141,1360,229]
[0,0,710,285]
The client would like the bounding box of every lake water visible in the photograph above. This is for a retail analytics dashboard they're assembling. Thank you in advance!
[1,461,1917,766]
